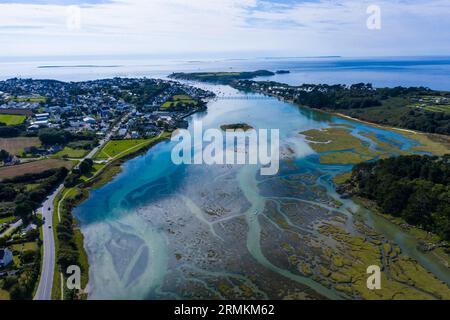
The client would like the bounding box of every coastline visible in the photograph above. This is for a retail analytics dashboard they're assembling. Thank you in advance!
[60,83,449,300]
[249,89,449,155]
[280,96,450,156]
[52,132,172,300]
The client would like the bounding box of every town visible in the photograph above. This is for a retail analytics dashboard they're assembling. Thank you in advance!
[0,77,214,300]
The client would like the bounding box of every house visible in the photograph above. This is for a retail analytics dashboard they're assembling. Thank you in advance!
[69,121,83,128]
[0,248,13,268]
[3,155,20,166]
[131,131,140,139]
[48,145,63,154]
[35,113,49,121]
[21,224,37,236]
[117,128,127,137]
[83,116,96,124]
[32,120,49,128]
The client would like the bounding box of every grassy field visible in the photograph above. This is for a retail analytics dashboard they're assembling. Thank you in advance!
[302,128,379,164]
[332,172,352,185]
[0,114,26,126]
[0,159,74,180]
[402,131,450,155]
[424,105,450,114]
[161,94,198,109]
[0,216,16,224]
[302,126,449,166]
[51,147,88,159]
[94,139,152,160]
[11,241,38,253]
[318,223,450,299]
[0,137,41,155]
[0,289,10,300]
[14,96,47,103]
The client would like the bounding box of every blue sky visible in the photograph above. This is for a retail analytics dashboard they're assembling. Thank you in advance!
[0,0,449,57]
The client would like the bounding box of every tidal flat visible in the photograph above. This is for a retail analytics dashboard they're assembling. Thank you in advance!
[74,84,450,300]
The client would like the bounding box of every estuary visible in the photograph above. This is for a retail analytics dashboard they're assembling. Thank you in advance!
[74,82,450,300]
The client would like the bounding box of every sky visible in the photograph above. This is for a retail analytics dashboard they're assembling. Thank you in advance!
[0,0,449,58]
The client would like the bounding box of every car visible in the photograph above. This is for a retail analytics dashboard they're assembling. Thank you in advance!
[48,207,51,211]
[48,226,52,229]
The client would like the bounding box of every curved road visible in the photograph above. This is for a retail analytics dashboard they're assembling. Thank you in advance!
[34,119,127,300]
[34,185,63,300]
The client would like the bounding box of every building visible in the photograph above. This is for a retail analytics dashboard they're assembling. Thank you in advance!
[32,120,49,128]
[35,113,49,121]
[0,248,13,268]
[83,116,97,124]
[117,128,127,137]
[21,224,38,236]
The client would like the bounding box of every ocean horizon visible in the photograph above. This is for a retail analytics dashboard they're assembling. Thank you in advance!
[2,55,450,90]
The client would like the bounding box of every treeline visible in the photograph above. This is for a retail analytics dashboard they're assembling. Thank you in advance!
[37,128,97,146]
[64,159,94,187]
[0,167,68,222]
[56,188,87,300]
[345,155,450,240]
[0,123,27,138]
[235,81,450,135]
[291,83,450,135]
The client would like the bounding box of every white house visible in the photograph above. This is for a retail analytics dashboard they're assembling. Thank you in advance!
[0,248,13,268]
[32,120,49,127]
[83,116,97,124]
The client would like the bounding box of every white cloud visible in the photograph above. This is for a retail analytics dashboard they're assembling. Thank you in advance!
[0,0,449,57]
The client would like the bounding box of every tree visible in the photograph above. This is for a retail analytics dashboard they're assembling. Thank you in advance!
[14,202,34,223]
[79,159,93,175]
[0,149,11,161]
[38,128,71,145]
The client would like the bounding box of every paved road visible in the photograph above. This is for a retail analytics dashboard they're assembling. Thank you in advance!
[34,185,63,300]
[34,117,127,300]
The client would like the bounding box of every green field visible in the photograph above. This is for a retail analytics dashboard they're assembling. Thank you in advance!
[51,147,88,159]
[0,216,16,224]
[0,114,26,126]
[424,105,450,114]
[94,139,150,160]
[161,95,198,109]
[303,128,388,164]
[14,96,47,103]
[11,242,38,253]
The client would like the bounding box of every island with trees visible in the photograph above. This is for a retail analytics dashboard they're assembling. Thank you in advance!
[220,123,254,131]
[169,70,275,84]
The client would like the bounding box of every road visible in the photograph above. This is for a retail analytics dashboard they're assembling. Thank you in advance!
[33,116,127,300]
[33,185,63,300]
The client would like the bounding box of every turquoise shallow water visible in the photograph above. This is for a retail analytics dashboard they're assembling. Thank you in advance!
[74,83,449,299]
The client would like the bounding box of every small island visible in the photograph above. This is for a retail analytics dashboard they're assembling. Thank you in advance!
[169,70,275,84]
[276,70,290,74]
[220,123,254,131]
